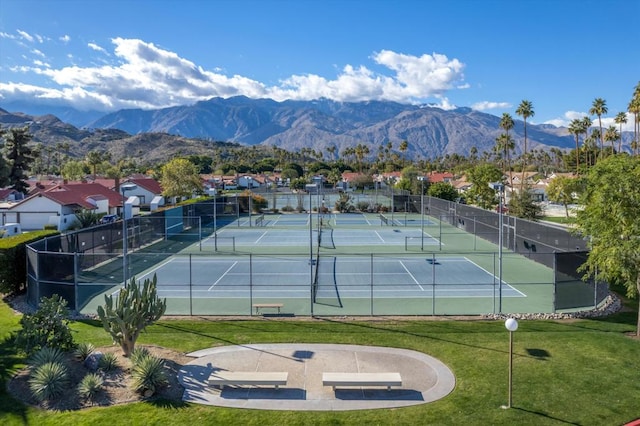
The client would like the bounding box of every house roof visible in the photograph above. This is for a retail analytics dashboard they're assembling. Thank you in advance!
[47,183,124,208]
[127,178,162,194]
[0,188,19,201]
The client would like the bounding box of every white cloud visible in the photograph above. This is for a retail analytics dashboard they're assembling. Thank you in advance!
[0,38,469,111]
[88,42,108,54]
[33,59,50,68]
[0,32,17,40]
[60,35,71,43]
[544,110,635,131]
[471,101,511,111]
[31,49,45,58]
[16,29,34,42]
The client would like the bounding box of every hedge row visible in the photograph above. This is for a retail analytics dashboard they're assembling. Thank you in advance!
[0,230,59,295]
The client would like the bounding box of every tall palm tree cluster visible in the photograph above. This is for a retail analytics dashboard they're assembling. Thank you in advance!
[566,83,640,175]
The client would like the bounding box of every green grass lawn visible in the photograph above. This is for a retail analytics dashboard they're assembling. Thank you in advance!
[542,216,577,225]
[1,296,639,426]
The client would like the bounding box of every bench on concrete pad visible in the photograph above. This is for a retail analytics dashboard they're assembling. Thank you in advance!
[208,371,289,390]
[322,372,402,391]
[252,303,284,315]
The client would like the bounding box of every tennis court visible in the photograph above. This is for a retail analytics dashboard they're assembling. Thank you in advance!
[27,202,602,316]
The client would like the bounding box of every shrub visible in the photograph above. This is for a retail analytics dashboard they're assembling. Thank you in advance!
[281,205,294,212]
[131,355,168,396]
[15,294,74,355]
[77,372,104,400]
[29,347,66,368]
[28,361,69,402]
[130,346,151,366]
[43,224,58,230]
[98,352,119,372]
[73,342,95,361]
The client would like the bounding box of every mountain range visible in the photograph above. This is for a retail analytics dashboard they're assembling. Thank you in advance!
[1,97,634,162]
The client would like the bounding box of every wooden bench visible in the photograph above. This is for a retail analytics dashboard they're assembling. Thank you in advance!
[252,303,284,315]
[208,371,289,390]
[322,372,402,391]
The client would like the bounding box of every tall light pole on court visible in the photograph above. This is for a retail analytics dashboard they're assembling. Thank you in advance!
[121,183,137,285]
[489,182,505,313]
[418,176,426,250]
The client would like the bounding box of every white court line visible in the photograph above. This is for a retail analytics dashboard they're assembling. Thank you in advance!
[208,261,238,291]
[364,215,372,226]
[463,257,527,297]
[254,230,269,244]
[399,260,425,291]
[374,231,385,242]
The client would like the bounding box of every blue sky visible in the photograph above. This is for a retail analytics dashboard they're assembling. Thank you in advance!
[1,0,638,129]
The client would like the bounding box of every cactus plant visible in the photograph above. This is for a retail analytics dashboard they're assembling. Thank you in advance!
[96,274,166,357]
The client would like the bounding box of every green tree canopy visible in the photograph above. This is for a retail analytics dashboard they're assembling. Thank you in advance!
[2,126,34,194]
[160,158,203,199]
[466,163,503,209]
[428,182,458,201]
[546,176,582,218]
[576,155,640,336]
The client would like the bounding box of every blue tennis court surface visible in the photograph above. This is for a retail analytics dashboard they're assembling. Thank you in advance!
[129,255,524,300]
[203,228,440,248]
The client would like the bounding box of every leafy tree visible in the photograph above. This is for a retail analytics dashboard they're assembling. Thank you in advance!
[334,192,353,213]
[14,295,75,355]
[2,126,34,194]
[568,118,584,174]
[507,186,543,220]
[187,154,213,174]
[160,158,203,200]
[546,176,581,218]
[575,155,640,336]
[281,168,299,181]
[466,163,503,209]
[428,182,458,201]
[283,162,304,177]
[289,177,307,191]
[350,174,374,192]
[97,275,167,357]
[61,159,88,180]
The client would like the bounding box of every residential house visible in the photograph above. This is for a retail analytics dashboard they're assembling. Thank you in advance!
[2,182,124,231]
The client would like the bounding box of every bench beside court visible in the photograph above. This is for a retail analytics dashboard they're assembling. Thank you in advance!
[322,372,402,391]
[208,371,288,390]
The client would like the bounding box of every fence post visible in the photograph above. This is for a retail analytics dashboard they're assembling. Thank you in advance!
[370,253,374,316]
[189,253,193,316]
[74,252,79,312]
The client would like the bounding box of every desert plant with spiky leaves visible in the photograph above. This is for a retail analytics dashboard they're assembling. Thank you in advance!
[28,361,69,402]
[96,274,166,357]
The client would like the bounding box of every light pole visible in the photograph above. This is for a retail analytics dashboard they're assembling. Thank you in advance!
[418,176,426,250]
[121,183,137,285]
[503,318,519,409]
[489,182,505,313]
[247,176,253,227]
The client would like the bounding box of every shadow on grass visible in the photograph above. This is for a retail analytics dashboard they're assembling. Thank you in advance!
[0,336,28,421]
[145,398,189,410]
[512,406,581,425]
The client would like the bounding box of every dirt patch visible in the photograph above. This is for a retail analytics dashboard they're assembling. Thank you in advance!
[7,345,193,411]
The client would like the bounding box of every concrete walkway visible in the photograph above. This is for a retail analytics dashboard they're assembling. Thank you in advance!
[178,343,455,411]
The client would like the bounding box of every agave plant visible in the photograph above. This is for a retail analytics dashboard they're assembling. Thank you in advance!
[73,342,95,361]
[29,347,66,368]
[131,355,167,396]
[98,352,119,372]
[28,361,69,402]
[130,346,151,366]
[77,372,104,400]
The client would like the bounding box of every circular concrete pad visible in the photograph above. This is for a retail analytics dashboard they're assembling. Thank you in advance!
[178,343,455,411]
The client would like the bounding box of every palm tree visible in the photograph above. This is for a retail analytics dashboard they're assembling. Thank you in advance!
[516,100,534,189]
[399,140,408,168]
[589,98,608,156]
[581,116,593,168]
[614,112,628,153]
[568,118,582,174]
[628,83,640,155]
[604,125,619,153]
[499,113,515,186]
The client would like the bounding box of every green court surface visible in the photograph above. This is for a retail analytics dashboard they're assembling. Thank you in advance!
[77,212,564,317]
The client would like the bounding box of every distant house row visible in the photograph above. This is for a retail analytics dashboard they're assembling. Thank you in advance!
[0,170,577,232]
